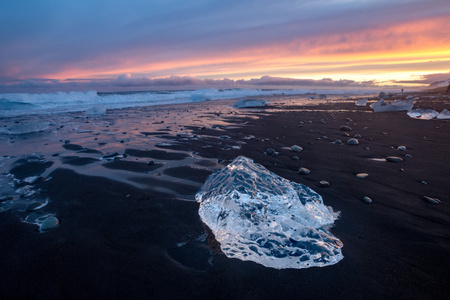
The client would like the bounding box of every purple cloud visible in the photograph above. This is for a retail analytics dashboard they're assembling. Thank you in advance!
[0,74,387,93]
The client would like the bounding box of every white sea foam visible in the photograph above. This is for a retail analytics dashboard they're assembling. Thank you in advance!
[196,156,343,269]
[0,88,379,117]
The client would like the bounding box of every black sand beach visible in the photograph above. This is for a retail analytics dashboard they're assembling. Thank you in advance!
[1,92,449,299]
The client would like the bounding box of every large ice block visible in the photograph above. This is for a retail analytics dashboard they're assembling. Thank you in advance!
[196,156,343,269]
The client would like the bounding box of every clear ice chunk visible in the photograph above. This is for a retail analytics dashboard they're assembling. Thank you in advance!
[370,98,416,112]
[407,108,439,120]
[437,109,450,120]
[232,99,268,108]
[196,156,343,269]
[355,98,367,106]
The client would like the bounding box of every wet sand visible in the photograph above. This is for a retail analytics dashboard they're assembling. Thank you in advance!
[1,92,449,299]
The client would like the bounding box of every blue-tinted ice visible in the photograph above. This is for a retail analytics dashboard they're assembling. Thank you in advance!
[196,156,343,269]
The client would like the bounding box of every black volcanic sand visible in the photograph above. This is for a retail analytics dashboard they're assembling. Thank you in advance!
[1,93,450,299]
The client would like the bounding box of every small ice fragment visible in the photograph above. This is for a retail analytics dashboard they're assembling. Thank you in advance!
[0,122,50,135]
[370,98,416,112]
[397,146,407,151]
[23,176,39,183]
[437,109,450,119]
[356,173,369,179]
[407,109,439,120]
[291,145,303,152]
[356,98,367,106]
[232,99,268,108]
[196,156,343,269]
[363,196,372,204]
[86,105,107,115]
[319,180,330,187]
[423,196,441,204]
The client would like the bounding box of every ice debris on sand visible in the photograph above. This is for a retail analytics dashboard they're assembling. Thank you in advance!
[0,122,50,135]
[232,99,268,108]
[370,98,416,112]
[407,108,450,120]
[196,156,343,269]
[355,98,367,106]
[437,109,450,119]
[86,105,107,115]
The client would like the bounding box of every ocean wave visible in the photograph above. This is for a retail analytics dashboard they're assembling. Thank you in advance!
[0,88,375,117]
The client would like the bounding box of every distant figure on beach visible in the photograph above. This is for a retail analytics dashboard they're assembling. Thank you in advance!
[401,88,403,93]
[446,84,450,95]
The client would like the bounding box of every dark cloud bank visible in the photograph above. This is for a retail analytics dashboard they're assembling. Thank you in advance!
[0,74,419,93]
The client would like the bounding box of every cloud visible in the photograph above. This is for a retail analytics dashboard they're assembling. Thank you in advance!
[1,0,449,83]
[391,72,450,86]
[0,74,386,93]
[237,76,377,87]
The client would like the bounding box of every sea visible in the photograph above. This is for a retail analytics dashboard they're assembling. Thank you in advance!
[0,88,383,117]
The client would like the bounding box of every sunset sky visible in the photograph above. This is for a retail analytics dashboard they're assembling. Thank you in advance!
[1,0,450,92]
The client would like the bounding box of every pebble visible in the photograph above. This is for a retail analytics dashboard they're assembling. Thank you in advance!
[405,154,413,158]
[386,156,403,163]
[291,156,299,161]
[363,196,372,204]
[356,173,369,179]
[423,196,441,204]
[41,217,60,231]
[334,140,342,145]
[340,125,352,131]
[299,167,310,175]
[354,134,362,139]
[347,138,359,145]
[421,181,427,185]
[319,180,330,187]
[265,149,278,157]
[291,145,303,152]
[397,145,407,151]
[265,148,276,155]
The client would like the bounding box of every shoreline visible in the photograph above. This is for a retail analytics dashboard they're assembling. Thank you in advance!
[1,91,449,299]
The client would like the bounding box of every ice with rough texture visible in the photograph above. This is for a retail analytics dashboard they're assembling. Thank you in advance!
[437,109,450,119]
[0,122,50,135]
[407,109,439,120]
[355,98,367,106]
[370,98,416,112]
[232,99,268,108]
[407,108,450,120]
[196,156,343,269]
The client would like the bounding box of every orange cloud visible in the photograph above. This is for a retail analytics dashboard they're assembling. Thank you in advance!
[43,14,450,85]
